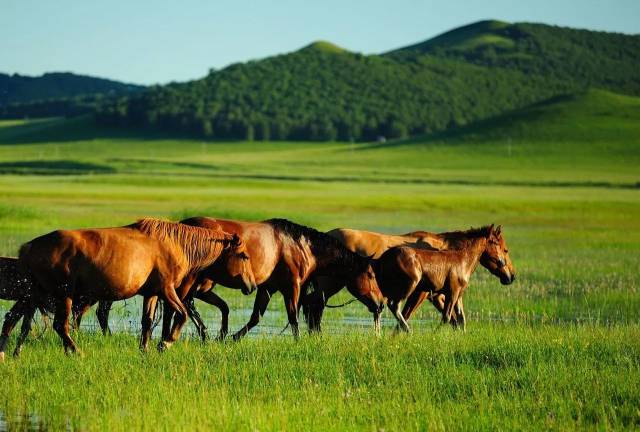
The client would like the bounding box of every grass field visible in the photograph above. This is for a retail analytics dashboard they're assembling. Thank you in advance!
[0,90,639,430]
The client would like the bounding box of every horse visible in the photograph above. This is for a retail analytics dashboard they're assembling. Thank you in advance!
[157,217,382,340]
[375,225,515,332]
[0,257,95,359]
[304,228,470,332]
[16,218,256,355]
[0,256,44,361]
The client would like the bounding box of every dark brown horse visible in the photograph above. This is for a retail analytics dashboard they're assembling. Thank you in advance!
[304,228,471,332]
[375,225,515,332]
[0,257,44,361]
[160,217,382,339]
[17,218,256,354]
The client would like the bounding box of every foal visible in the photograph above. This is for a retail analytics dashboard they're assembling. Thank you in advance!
[376,225,515,332]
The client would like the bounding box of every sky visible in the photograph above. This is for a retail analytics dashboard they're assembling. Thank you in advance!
[2,0,639,85]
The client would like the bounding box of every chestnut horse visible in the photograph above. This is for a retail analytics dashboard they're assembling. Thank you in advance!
[376,225,515,332]
[159,217,382,340]
[304,228,471,332]
[17,218,255,354]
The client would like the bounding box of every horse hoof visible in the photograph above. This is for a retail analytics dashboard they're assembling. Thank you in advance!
[157,341,172,352]
[0,352,5,362]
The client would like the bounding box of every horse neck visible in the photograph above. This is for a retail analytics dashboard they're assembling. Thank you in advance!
[458,236,488,277]
[314,243,362,276]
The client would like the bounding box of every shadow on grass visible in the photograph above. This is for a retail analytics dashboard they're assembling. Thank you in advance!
[0,116,198,145]
[0,160,115,175]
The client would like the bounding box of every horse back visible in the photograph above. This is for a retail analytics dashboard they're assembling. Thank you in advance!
[20,228,168,299]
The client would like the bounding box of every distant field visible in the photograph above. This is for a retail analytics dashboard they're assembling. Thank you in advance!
[0,90,639,430]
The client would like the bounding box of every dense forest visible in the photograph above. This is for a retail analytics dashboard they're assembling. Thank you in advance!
[0,72,143,118]
[6,21,640,141]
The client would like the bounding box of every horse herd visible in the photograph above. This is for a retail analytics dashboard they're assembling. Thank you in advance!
[0,216,515,360]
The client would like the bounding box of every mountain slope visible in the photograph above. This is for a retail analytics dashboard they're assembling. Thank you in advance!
[0,72,143,106]
[95,21,640,141]
[387,21,640,96]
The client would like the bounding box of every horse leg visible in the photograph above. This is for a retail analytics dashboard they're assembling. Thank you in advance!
[13,304,37,357]
[196,290,229,341]
[97,301,112,335]
[139,295,158,351]
[283,281,301,340]
[401,290,429,323]
[432,293,458,328]
[72,303,91,332]
[441,287,462,327]
[53,296,78,354]
[306,276,343,333]
[158,285,190,351]
[0,300,28,361]
[389,300,411,333]
[232,285,273,341]
[454,297,466,332]
[161,300,173,342]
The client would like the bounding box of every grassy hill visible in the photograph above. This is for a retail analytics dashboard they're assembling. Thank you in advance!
[95,20,640,141]
[2,89,638,186]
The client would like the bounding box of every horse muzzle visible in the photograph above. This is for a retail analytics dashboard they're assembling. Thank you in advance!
[242,283,258,295]
[500,271,516,285]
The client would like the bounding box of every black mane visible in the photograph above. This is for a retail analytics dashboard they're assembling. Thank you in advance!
[264,218,370,274]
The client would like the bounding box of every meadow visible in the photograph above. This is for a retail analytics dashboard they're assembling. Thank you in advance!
[0,89,639,430]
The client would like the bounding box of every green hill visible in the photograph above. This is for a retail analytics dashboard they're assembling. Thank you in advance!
[97,20,640,141]
[0,72,144,119]
[2,89,638,186]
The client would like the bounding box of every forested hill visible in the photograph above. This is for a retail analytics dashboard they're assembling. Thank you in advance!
[0,72,143,106]
[92,20,638,141]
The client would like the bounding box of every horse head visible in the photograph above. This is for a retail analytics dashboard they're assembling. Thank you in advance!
[480,224,516,285]
[223,233,258,295]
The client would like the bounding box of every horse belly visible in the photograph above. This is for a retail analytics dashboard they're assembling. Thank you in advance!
[78,254,154,300]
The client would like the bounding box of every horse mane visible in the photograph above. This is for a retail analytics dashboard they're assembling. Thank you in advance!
[264,218,370,274]
[438,226,493,248]
[131,218,233,270]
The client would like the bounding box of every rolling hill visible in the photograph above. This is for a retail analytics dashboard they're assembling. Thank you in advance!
[2,89,638,186]
[0,72,144,119]
[95,20,640,141]
[0,72,143,106]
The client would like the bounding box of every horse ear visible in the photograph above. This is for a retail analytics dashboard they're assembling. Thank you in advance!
[495,225,502,235]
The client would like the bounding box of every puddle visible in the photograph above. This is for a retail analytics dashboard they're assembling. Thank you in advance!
[0,411,51,432]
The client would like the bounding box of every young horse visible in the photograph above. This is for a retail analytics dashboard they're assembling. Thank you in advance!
[18,218,255,354]
[159,217,382,340]
[376,225,515,332]
[304,227,472,332]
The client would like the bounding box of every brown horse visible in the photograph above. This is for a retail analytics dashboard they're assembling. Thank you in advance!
[17,218,256,354]
[304,228,471,332]
[376,225,515,332]
[160,217,382,340]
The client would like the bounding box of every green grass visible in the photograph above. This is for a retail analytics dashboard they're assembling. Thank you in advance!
[2,326,639,431]
[0,93,639,430]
